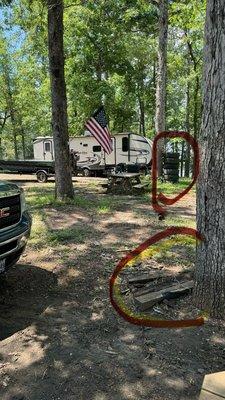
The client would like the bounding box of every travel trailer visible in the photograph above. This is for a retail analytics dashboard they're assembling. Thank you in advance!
[33,132,153,176]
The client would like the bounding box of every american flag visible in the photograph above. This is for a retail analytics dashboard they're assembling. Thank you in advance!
[85,106,113,154]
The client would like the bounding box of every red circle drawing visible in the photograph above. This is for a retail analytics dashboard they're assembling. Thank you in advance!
[109,227,204,329]
[152,131,199,215]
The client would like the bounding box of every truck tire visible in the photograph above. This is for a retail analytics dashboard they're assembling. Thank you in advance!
[36,170,48,183]
[82,168,91,177]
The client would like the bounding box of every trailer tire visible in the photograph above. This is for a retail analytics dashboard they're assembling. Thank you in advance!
[82,168,91,177]
[163,162,179,169]
[36,170,48,183]
[163,168,179,175]
[164,174,179,183]
[163,152,180,159]
[139,166,148,175]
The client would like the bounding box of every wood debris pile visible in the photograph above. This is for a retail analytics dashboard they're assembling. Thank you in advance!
[120,262,194,314]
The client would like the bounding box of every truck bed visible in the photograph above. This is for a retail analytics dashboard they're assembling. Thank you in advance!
[0,159,55,174]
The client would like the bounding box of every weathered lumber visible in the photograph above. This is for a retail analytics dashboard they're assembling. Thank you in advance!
[199,391,223,400]
[128,271,163,285]
[199,371,225,399]
[135,280,194,311]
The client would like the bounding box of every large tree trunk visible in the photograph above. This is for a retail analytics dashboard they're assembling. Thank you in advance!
[47,0,74,200]
[155,0,168,175]
[194,0,225,318]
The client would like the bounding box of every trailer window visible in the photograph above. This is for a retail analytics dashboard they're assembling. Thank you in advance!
[93,145,101,152]
[44,142,51,152]
[122,137,129,152]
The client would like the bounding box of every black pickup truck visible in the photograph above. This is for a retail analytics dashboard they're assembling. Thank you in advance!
[0,181,32,273]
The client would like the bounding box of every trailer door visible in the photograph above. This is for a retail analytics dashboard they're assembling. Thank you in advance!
[43,140,53,160]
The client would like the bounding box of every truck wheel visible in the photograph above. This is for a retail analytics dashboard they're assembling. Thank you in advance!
[82,168,90,177]
[36,171,48,183]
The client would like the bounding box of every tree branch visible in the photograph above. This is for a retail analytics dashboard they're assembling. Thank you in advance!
[0,111,11,130]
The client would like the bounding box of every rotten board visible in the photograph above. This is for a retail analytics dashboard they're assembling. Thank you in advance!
[135,281,194,311]
[128,271,164,285]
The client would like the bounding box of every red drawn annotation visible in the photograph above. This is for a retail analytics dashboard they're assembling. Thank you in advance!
[109,131,204,328]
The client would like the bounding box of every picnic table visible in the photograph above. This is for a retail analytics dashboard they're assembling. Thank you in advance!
[103,172,148,194]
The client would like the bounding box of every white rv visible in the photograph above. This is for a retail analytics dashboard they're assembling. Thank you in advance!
[33,132,152,176]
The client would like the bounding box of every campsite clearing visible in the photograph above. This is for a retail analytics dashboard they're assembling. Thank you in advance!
[0,174,224,400]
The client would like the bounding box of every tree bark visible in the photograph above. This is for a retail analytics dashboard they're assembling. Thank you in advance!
[155,0,168,175]
[47,0,74,200]
[0,111,10,159]
[180,141,184,178]
[3,68,18,159]
[185,72,191,177]
[138,90,145,136]
[193,76,200,139]
[21,126,26,160]
[194,0,225,318]
[186,38,200,139]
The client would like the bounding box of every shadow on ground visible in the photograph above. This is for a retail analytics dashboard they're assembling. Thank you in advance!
[0,264,57,341]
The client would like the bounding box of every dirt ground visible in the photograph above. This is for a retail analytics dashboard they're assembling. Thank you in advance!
[0,174,225,400]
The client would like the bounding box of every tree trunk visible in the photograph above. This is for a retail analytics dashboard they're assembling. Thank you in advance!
[18,114,26,159]
[186,37,200,140]
[193,76,200,139]
[185,73,191,177]
[180,141,184,178]
[194,0,225,318]
[0,137,2,159]
[21,127,26,160]
[0,111,10,159]
[47,0,74,200]
[155,0,168,175]
[3,68,18,159]
[138,94,145,137]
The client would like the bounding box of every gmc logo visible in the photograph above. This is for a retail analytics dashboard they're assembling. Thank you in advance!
[0,207,10,218]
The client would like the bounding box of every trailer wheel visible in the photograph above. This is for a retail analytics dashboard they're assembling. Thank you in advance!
[36,170,48,183]
[139,166,148,175]
[82,168,91,177]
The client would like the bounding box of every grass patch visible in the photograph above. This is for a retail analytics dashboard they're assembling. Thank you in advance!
[162,215,196,229]
[30,211,95,248]
[126,235,197,268]
[25,185,122,214]
[48,227,89,245]
[140,177,194,199]
[157,178,194,195]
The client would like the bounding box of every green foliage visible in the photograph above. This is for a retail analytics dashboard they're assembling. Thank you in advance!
[0,0,206,158]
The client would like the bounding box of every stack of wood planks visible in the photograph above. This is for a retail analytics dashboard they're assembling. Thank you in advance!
[128,270,193,311]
